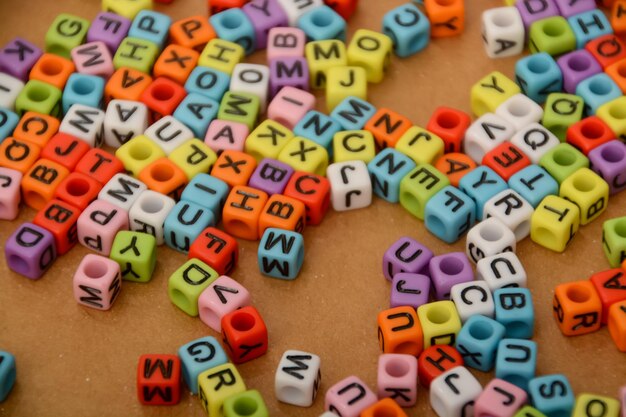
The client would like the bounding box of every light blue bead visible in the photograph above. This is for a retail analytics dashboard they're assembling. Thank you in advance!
[455,315,505,372]
[258,228,304,280]
[128,10,172,49]
[568,10,613,50]
[459,166,508,220]
[173,93,219,138]
[0,107,19,144]
[508,165,559,208]
[177,336,228,394]
[494,287,535,339]
[330,96,377,130]
[515,52,563,104]
[62,73,104,114]
[210,9,256,55]
[164,201,215,253]
[0,351,16,402]
[185,66,231,102]
[424,185,476,243]
[293,110,342,155]
[180,173,229,222]
[368,148,416,203]
[495,338,537,391]
[382,3,430,58]
[528,374,575,417]
[298,6,347,42]
[575,73,622,115]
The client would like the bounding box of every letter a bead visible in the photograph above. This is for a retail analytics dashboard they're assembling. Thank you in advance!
[275,350,322,407]
[73,254,122,310]
[325,376,377,417]
[378,306,423,356]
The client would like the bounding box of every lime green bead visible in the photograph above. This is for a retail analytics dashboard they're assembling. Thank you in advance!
[102,0,153,20]
[395,126,445,165]
[572,394,620,417]
[115,135,166,177]
[602,216,626,267]
[113,37,159,74]
[199,39,245,75]
[333,130,376,163]
[305,40,347,89]
[15,80,62,118]
[277,136,329,176]
[399,164,450,220]
[326,66,367,112]
[45,13,90,59]
[244,119,294,161]
[470,71,521,117]
[198,364,246,417]
[218,91,260,130]
[528,17,576,56]
[531,195,580,252]
[224,390,269,417]
[559,168,608,225]
[542,93,584,140]
[169,139,217,180]
[168,259,218,316]
[539,143,589,184]
[110,231,157,283]
[347,29,393,83]
[596,96,626,142]
[513,406,547,417]
[417,301,462,349]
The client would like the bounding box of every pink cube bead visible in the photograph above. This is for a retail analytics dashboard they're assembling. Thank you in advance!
[204,119,249,154]
[267,27,306,61]
[0,167,22,220]
[77,199,129,256]
[267,86,315,130]
[71,41,114,78]
[73,254,122,310]
[619,385,625,417]
[198,275,251,332]
[325,375,377,417]
[377,354,418,407]
[474,378,528,417]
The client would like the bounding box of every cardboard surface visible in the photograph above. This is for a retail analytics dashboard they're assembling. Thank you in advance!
[0,1,625,416]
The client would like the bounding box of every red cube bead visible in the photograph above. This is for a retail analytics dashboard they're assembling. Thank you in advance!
[188,227,239,276]
[53,172,103,211]
[426,107,471,153]
[137,354,182,405]
[140,77,187,123]
[74,148,124,185]
[221,306,268,364]
[325,0,358,20]
[482,142,530,181]
[283,171,331,226]
[40,133,90,171]
[32,198,81,255]
[585,34,626,69]
[590,268,626,324]
[209,0,247,14]
[566,116,615,155]
[417,344,464,388]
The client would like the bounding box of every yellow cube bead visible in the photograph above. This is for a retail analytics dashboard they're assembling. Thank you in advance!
[332,130,376,163]
[244,119,294,162]
[326,66,368,112]
[596,96,626,142]
[198,363,246,417]
[305,40,347,89]
[168,259,218,316]
[395,126,445,165]
[278,137,329,176]
[531,195,580,252]
[199,39,245,75]
[559,168,609,225]
[347,29,393,83]
[168,139,217,180]
[417,300,462,349]
[470,71,521,117]
[572,394,620,417]
[116,135,166,177]
[503,0,517,4]
[102,0,152,19]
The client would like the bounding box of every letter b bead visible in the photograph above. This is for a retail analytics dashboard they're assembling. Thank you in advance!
[275,350,321,407]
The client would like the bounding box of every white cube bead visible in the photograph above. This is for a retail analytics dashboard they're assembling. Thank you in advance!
[144,115,194,155]
[0,73,24,110]
[430,366,483,417]
[98,173,148,212]
[275,350,321,407]
[466,217,516,264]
[230,63,270,113]
[103,99,149,148]
[483,189,534,241]
[510,123,560,164]
[481,7,525,58]
[59,104,105,147]
[276,0,324,26]
[128,190,175,245]
[327,160,372,211]
[450,280,495,323]
[319,413,339,417]
[495,94,544,131]
[476,252,527,291]
[464,113,516,163]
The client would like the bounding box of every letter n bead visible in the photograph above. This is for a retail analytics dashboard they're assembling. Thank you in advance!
[258,228,304,280]
[5,222,56,279]
[137,354,182,405]
[368,148,416,203]
[0,351,16,402]
[275,350,321,407]
[221,305,268,364]
[430,366,483,417]
[73,254,122,310]
[325,376,377,417]
[553,280,603,336]
[474,379,528,417]
[168,259,218,316]
[377,353,418,407]
[178,336,228,394]
[378,306,424,356]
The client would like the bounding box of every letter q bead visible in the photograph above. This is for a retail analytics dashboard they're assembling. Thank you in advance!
[73,254,122,310]
[275,350,321,407]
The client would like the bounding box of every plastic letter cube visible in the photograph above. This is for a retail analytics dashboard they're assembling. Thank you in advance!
[275,350,322,407]
[170,15,216,51]
[0,168,22,220]
[283,171,331,225]
[268,87,316,130]
[325,66,367,113]
[471,71,520,117]
[494,288,535,339]
[185,66,230,102]
[383,3,430,58]
[198,363,246,416]
[459,166,508,220]
[88,12,131,53]
[241,0,288,50]
[104,67,152,103]
[495,339,538,391]
[258,228,304,280]
[576,74,622,115]
[198,39,245,75]
[466,217,516,264]
[368,148,416,203]
[608,300,626,351]
[429,252,473,300]
[417,301,462,349]
[71,41,114,78]
[218,91,260,130]
[245,119,294,162]
[557,50,602,95]
[77,199,128,255]
[566,116,615,156]
[198,275,250,331]
[450,281,495,322]
[346,29,392,83]
[455,315,505,371]
[104,99,149,148]
[424,186,476,244]
[508,165,559,208]
[0,74,25,111]
[531,195,580,252]
[463,113,516,164]
[113,37,159,74]
[15,80,62,118]
[267,27,306,60]
[54,172,102,211]
[137,354,181,406]
[178,336,228,394]
[510,124,559,165]
[418,345,464,389]
[325,375,377,417]
[330,96,376,130]
[568,10,612,49]
[221,305,268,364]
[0,37,42,82]
[248,158,294,195]
[5,222,56,279]
[20,159,70,210]
[168,259,218,316]
[430,366,483,417]
[542,94,585,140]
[559,168,608,225]
[377,354,418,407]
[73,254,122,310]
[483,189,534,241]
[45,14,90,59]
[224,390,269,417]
[399,164,450,220]
[327,160,372,211]
[58,104,105,147]
[383,237,433,281]
[515,53,562,104]
[528,17,576,56]
[210,8,256,56]
[474,379,528,417]
[377,306,423,356]
[109,231,157,283]
[477,252,527,291]
[0,351,16,402]
[298,5,346,42]
[98,173,147,212]
[528,374,575,417]
[602,216,626,267]
[482,7,525,58]
[553,280,602,336]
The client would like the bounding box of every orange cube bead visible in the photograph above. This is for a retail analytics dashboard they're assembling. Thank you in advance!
[169,15,217,52]
[153,44,199,85]
[482,142,530,181]
[0,137,41,174]
[377,306,424,357]
[141,77,187,123]
[54,172,103,211]
[138,158,188,200]
[553,280,602,336]
[283,171,331,226]
[434,152,477,187]
[40,133,91,171]
[360,398,408,417]
[585,35,626,69]
[611,1,626,36]
[74,148,125,185]
[105,67,153,104]
[608,300,626,351]
[13,112,60,147]
[222,185,269,240]
[29,53,75,90]
[32,198,81,255]
[605,59,626,94]
[21,159,70,210]
[424,0,465,38]
[211,150,257,188]
[364,108,412,149]
[426,107,471,153]
[590,269,626,324]
[258,194,306,237]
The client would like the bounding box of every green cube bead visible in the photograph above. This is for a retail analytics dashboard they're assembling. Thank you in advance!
[110,231,157,283]
[602,216,626,267]
[513,406,547,417]
[113,37,159,74]
[218,91,260,130]
[15,80,62,118]
[542,93,584,140]
[528,17,576,57]
[539,143,589,184]
[223,390,269,417]
[399,164,450,220]
[45,13,91,59]
[168,259,218,316]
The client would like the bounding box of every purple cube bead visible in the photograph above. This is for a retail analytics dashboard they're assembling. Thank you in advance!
[0,38,42,82]
[382,237,433,281]
[248,158,295,195]
[390,273,431,308]
[553,0,596,18]
[5,222,57,279]
[516,0,560,30]
[428,252,473,300]
[87,12,131,54]
[588,140,626,195]
[242,0,289,50]
[557,49,602,94]
[269,57,310,97]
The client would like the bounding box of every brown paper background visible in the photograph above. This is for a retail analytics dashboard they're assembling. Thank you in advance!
[0,1,625,416]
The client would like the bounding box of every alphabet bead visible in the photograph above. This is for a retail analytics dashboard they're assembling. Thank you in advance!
[221,305,268,364]
[77,199,128,255]
[424,0,465,37]
[258,228,304,279]
[54,172,103,211]
[269,57,310,98]
[15,80,62,118]
[171,93,218,138]
[510,124,559,165]
[325,375,377,417]
[325,66,367,113]
[531,195,580,252]
[245,119,294,162]
[0,137,39,175]
[128,190,175,245]
[327,160,371,211]
[185,66,231,102]
[137,354,182,406]
[508,165,559,208]
[383,3,430,58]
[382,237,433,282]
[164,201,215,253]
[113,37,159,74]
[474,379,528,417]
[189,227,238,276]
[59,104,105,147]
[333,130,375,163]
[138,157,188,200]
[367,148,415,203]
[482,142,531,182]
[515,52,562,104]
[427,107,471,154]
[450,280,495,322]
[528,17,576,56]
[39,133,89,172]
[607,300,626,351]
[144,115,194,156]
[566,117,615,156]
[377,306,423,356]
[258,194,305,235]
[224,390,269,417]
[204,120,248,154]
[434,153,477,188]
[198,275,250,331]
[0,108,18,144]
[0,351,16,402]
[482,7,525,58]
[283,171,331,225]
[494,288,535,339]
[495,339,537,391]
[540,143,589,184]
[178,336,228,394]
[268,87,316,130]
[199,39,245,75]
[73,254,122,310]
[470,71,520,117]
[267,27,306,60]
[557,49,603,95]
[559,168,609,225]
[198,363,246,415]
[153,44,199,86]
[142,77,188,123]
[542,93,584,140]
[5,222,56,279]
[585,34,626,70]
[424,186,476,244]
[597,96,626,141]
[390,272,430,309]
[455,315,505,371]
[242,0,288,50]
[577,74,622,115]
[554,280,603,336]
[574,395,621,417]
[109,231,157,282]
[603,216,626,268]
[230,63,270,111]
[275,350,322,407]
[605,59,626,94]
[45,13,90,59]
[0,37,42,82]
[568,10,613,50]
[212,143,257,184]
[168,259,218,316]
[298,6,347,42]
[98,173,147,212]
[399,164,449,220]
[30,53,73,91]
[33,199,79,255]
[0,167,22,220]
[181,174,229,222]
[361,398,408,417]
[429,252,473,300]
[117,135,166,178]
[430,366,483,417]
[21,159,70,210]
[466,217,517,264]
[71,41,114,79]
[346,29,392,83]
[105,67,152,104]
[88,12,131,53]
[222,185,268,240]
[418,345,464,389]
[477,252,527,291]
[169,139,217,181]
[417,301,462,349]
[483,189,534,241]
[528,374,575,417]
[248,158,294,195]
[495,94,544,131]
[218,91,260,130]
[463,113,516,164]
[170,14,216,52]
[395,126,444,165]
[377,354,417,407]
[278,136,329,176]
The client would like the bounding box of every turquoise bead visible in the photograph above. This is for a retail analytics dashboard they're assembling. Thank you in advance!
[180,173,229,222]
[258,228,304,280]
[515,52,563,104]
[62,73,104,114]
[367,148,416,203]
[494,287,535,339]
[508,165,559,208]
[575,73,622,115]
[330,96,377,130]
[455,315,506,372]
[0,350,16,402]
[495,338,537,391]
[382,3,430,58]
[459,166,508,220]
[164,201,215,253]
[528,374,575,417]
[128,10,172,49]
[424,186,476,243]
[0,108,19,144]
[210,8,256,55]
[298,6,347,42]
[293,110,342,154]
[177,336,228,394]
[568,10,612,50]
[185,66,231,102]
[173,93,219,138]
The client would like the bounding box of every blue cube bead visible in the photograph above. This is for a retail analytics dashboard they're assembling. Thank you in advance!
[575,73,622,115]
[368,148,416,203]
[0,351,16,402]
[330,96,377,131]
[568,10,613,50]
[185,66,231,101]
[508,165,559,208]
[62,73,104,114]
[494,287,535,339]
[177,336,228,394]
[459,166,508,220]
[455,315,506,372]
[258,228,304,280]
[495,338,537,391]
[515,52,563,104]
[382,3,430,58]
[164,200,215,253]
[210,9,256,55]
[424,186,476,243]
[528,374,575,417]
[173,93,219,138]
[293,110,342,155]
[180,173,229,222]
[298,5,347,42]
[0,107,19,144]
[128,10,172,49]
